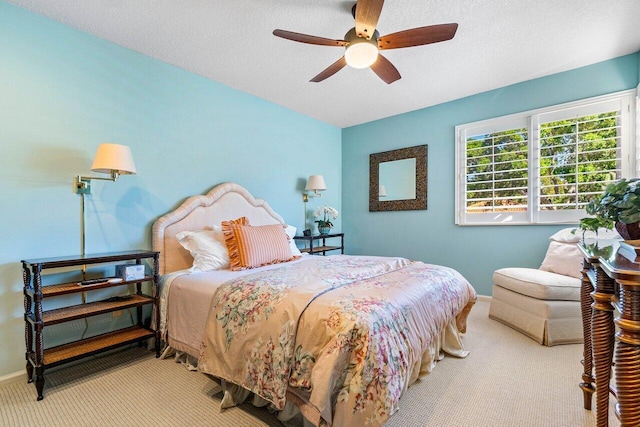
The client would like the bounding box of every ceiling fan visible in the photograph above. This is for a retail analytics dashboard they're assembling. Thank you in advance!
[273,0,458,84]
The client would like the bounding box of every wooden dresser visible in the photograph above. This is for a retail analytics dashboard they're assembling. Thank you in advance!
[578,240,640,426]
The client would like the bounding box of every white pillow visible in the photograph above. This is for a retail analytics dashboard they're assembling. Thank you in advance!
[550,227,620,243]
[541,227,621,279]
[175,227,230,272]
[548,228,582,244]
[539,241,583,279]
[285,225,302,257]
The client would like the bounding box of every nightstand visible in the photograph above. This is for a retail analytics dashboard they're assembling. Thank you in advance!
[294,233,344,255]
[22,250,160,400]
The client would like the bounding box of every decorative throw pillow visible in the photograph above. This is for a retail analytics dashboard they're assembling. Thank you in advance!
[221,217,297,270]
[539,241,583,279]
[548,228,581,244]
[175,228,230,272]
[549,227,620,243]
[540,227,621,279]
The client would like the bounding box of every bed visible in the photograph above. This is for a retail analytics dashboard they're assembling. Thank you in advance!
[152,182,477,426]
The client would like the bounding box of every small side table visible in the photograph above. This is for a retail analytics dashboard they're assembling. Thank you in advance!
[294,233,344,256]
[22,250,160,400]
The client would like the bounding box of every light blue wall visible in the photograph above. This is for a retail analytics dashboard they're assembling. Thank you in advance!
[2,0,638,380]
[0,2,341,377]
[342,52,639,297]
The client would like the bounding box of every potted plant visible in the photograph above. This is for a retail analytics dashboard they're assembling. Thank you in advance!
[578,178,640,240]
[313,206,338,235]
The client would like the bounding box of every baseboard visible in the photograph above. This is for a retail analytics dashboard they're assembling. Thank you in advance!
[477,294,491,302]
[0,370,27,387]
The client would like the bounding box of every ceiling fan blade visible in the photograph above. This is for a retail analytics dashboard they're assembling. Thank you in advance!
[310,56,348,82]
[273,29,347,47]
[378,23,458,50]
[354,0,384,40]
[370,53,401,84]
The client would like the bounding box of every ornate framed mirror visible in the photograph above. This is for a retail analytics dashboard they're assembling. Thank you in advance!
[369,144,427,211]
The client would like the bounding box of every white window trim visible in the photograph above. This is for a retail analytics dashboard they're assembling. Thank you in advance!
[455,89,636,226]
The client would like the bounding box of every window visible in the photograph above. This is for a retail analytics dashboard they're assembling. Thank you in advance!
[455,91,636,225]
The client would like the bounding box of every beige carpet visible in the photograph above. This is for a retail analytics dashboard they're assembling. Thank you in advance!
[0,300,619,426]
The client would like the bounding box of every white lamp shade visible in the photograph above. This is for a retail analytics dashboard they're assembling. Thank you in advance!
[305,175,327,192]
[379,185,387,197]
[90,143,137,175]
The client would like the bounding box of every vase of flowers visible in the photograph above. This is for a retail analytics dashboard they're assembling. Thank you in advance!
[313,205,338,235]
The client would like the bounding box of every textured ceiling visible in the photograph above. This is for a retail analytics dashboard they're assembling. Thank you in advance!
[7,0,640,128]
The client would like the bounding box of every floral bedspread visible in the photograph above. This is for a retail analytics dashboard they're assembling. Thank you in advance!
[198,255,476,426]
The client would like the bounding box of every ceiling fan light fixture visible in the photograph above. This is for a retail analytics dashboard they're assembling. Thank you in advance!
[345,41,378,69]
[274,2,458,84]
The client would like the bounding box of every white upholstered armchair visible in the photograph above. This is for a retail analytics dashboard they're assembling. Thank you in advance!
[489,227,619,346]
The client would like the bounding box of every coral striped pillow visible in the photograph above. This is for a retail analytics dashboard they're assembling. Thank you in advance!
[221,217,298,271]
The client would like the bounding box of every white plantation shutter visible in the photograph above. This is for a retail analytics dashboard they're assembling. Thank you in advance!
[462,118,530,224]
[455,91,635,225]
[538,100,623,211]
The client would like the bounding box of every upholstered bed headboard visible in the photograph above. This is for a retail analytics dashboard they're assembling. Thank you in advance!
[152,182,285,275]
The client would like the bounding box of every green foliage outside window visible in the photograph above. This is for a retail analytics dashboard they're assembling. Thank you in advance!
[465,111,620,213]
